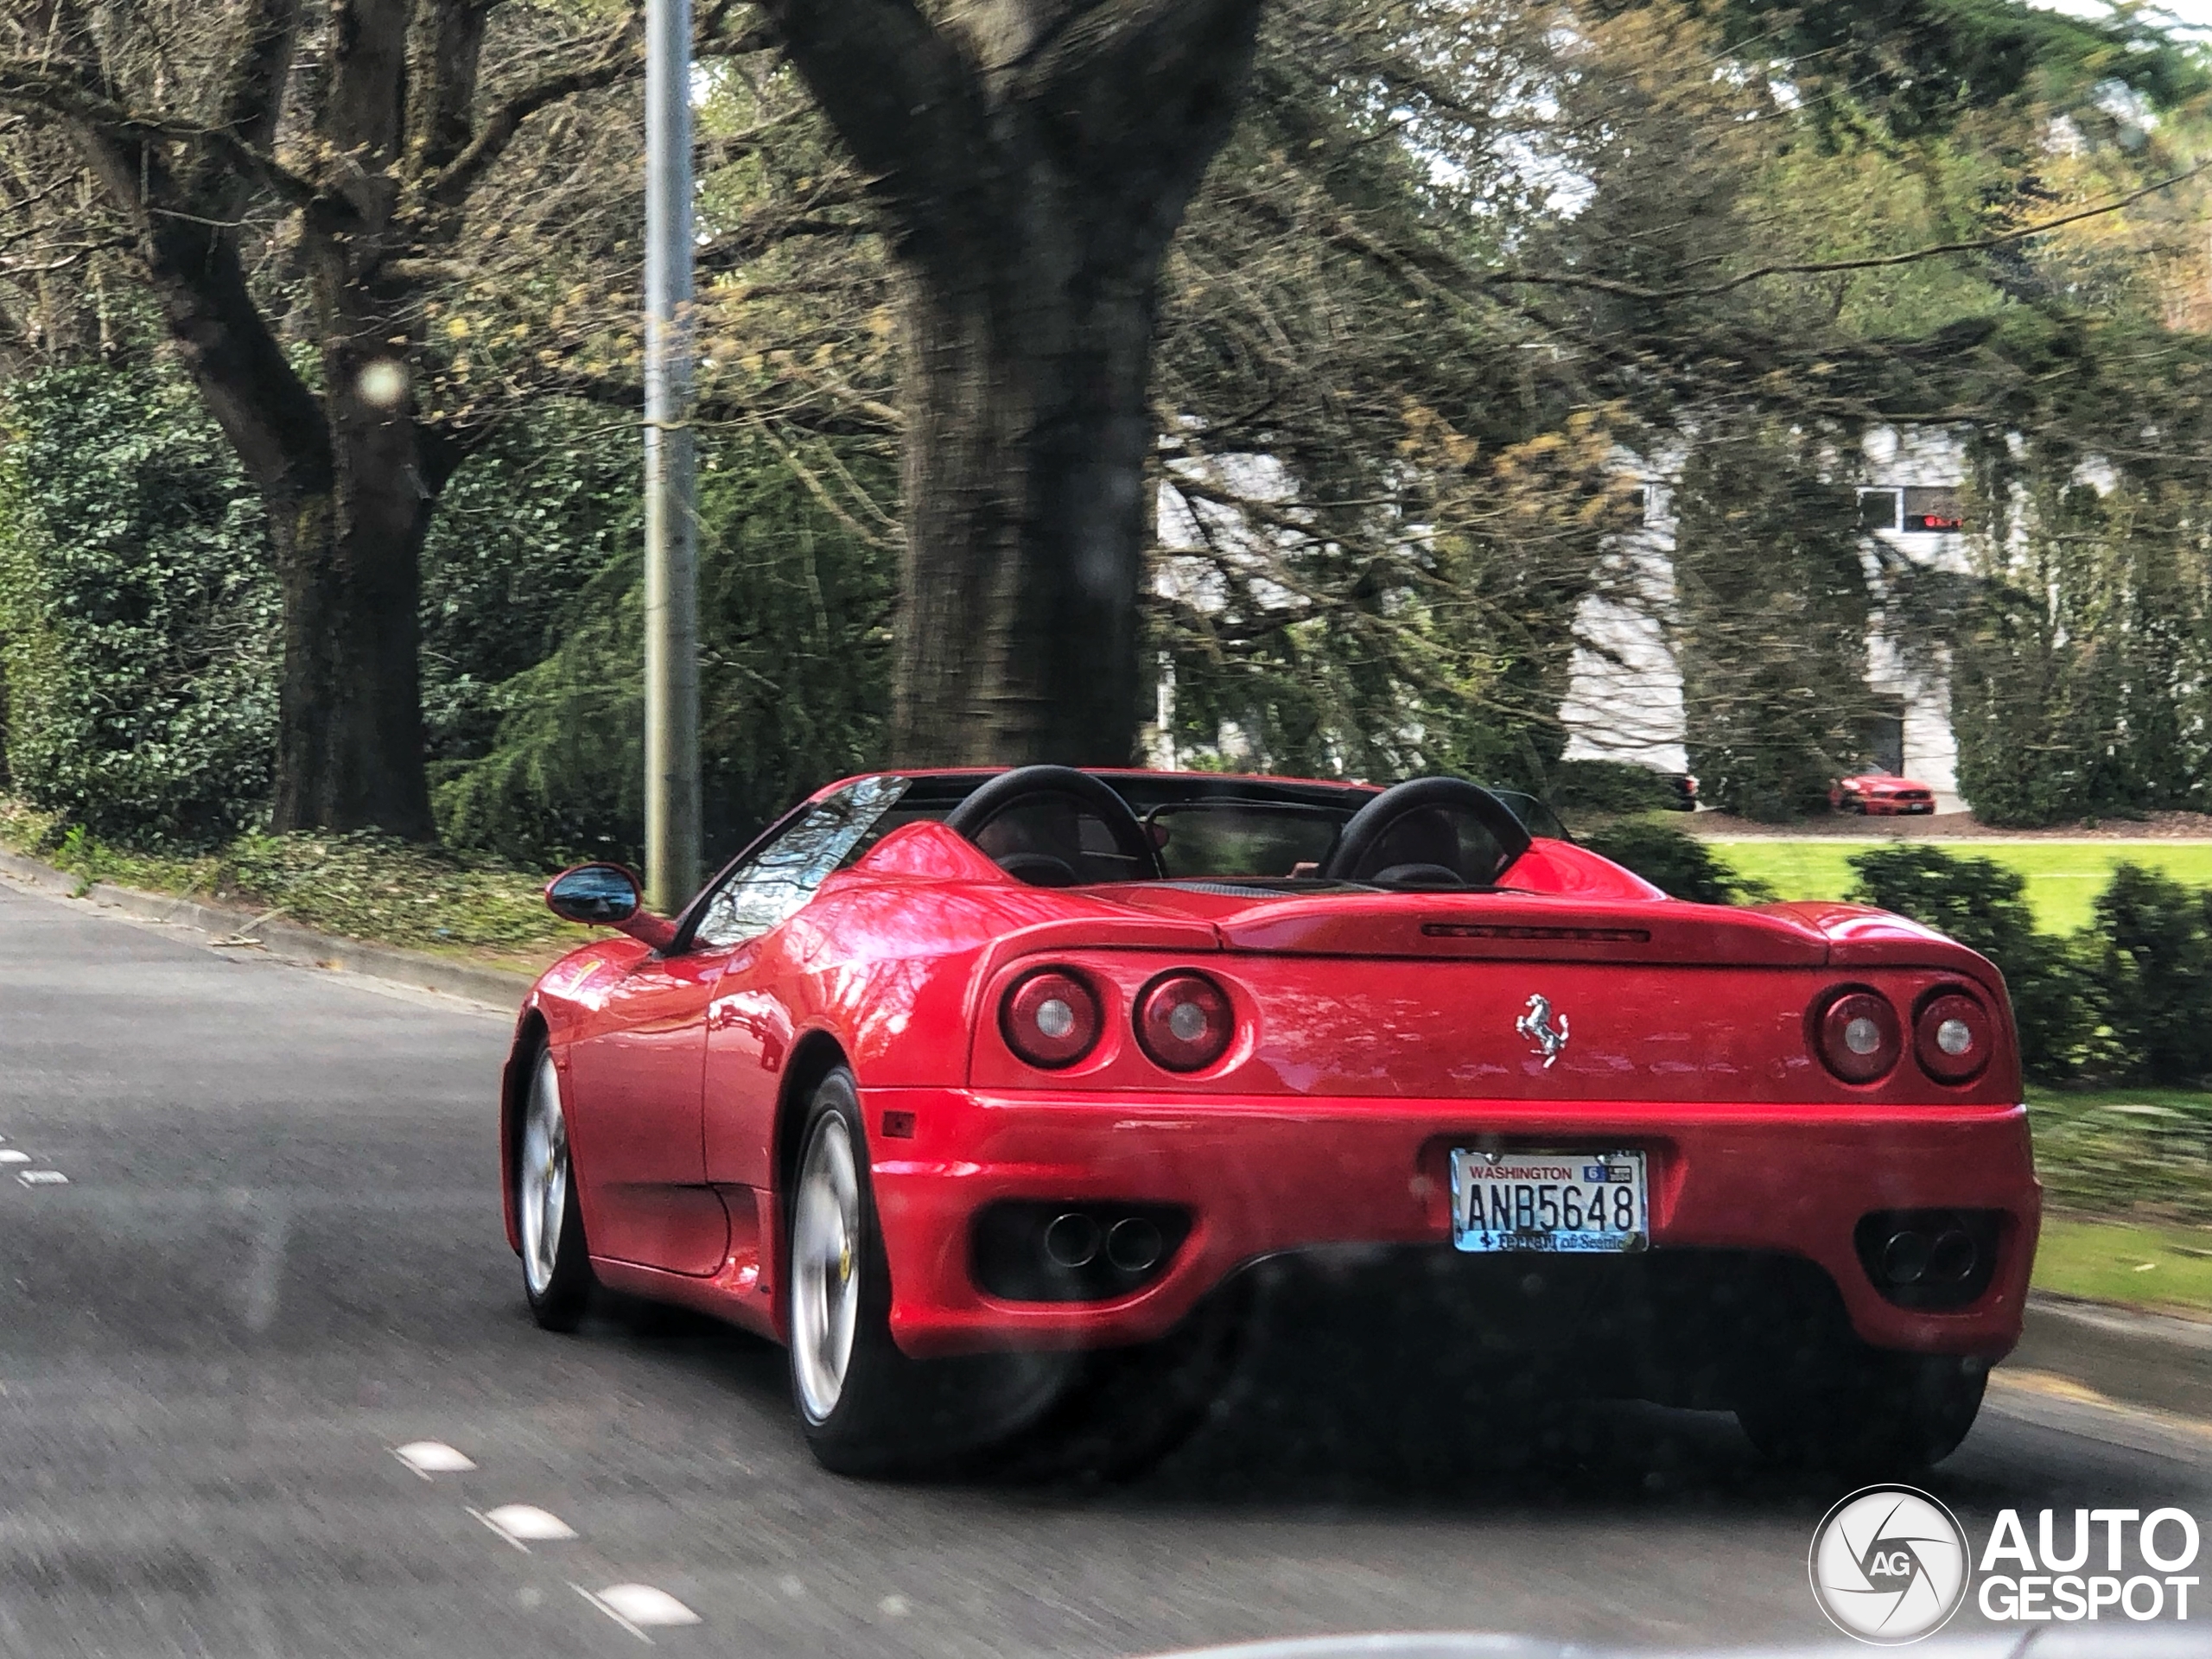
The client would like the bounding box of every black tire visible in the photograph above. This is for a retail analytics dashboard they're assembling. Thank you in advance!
[517,1045,594,1332]
[1736,1351,1986,1473]
[786,1068,1071,1478]
[983,1276,1255,1484]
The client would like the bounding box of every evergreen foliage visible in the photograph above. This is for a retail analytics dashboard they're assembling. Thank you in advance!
[1673,428,1877,821]
[0,365,276,843]
[433,430,895,866]
[1847,843,2092,1080]
[1580,817,1770,905]
[1952,454,2212,825]
[2088,864,2212,1085]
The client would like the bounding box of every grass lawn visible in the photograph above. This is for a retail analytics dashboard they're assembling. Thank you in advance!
[0,798,575,975]
[1710,839,2212,933]
[2033,1218,2212,1316]
[2026,1086,2212,1313]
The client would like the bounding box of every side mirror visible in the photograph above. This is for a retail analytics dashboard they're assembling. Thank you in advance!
[544,864,678,950]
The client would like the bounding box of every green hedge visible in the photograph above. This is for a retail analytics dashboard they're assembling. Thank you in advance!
[1579,832,2212,1086]
[0,366,276,843]
[1849,844,2212,1087]
[1577,818,1772,905]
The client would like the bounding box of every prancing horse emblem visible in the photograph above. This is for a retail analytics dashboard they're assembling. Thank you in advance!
[1516,994,1569,1068]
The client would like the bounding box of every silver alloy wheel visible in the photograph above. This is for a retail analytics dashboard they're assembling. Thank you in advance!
[791,1113,862,1424]
[518,1052,569,1298]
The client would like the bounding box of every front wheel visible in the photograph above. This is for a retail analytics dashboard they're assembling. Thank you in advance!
[1736,1351,1986,1473]
[518,1047,594,1332]
[787,1068,1070,1477]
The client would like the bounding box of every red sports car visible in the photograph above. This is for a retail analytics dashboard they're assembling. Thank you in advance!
[501,766,2037,1477]
[1832,772,1939,815]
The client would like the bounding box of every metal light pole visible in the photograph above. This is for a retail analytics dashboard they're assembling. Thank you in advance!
[643,0,700,914]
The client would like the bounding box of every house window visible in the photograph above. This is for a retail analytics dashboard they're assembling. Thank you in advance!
[1901,486,1963,533]
[1856,489,1900,531]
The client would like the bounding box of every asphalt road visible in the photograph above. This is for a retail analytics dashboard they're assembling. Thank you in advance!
[3,875,2209,1659]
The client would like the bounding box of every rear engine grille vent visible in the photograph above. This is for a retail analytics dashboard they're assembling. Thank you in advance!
[1422,923,1652,943]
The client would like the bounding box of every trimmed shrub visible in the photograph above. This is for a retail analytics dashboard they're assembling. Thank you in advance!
[1580,818,1770,905]
[1847,844,2091,1081]
[2086,863,2212,1085]
[1551,759,1683,817]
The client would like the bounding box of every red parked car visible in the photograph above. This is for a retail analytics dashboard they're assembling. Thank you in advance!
[1832,772,1938,815]
[502,766,2037,1478]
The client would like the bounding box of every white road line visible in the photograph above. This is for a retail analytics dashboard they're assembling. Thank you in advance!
[391,1440,476,1478]
[470,1503,577,1552]
[0,1150,29,1165]
[577,1583,700,1643]
[573,1584,652,1644]
[16,1170,67,1186]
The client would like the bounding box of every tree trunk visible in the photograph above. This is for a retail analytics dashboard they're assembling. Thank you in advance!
[263,208,439,836]
[891,244,1158,766]
[766,0,1267,769]
[264,469,436,838]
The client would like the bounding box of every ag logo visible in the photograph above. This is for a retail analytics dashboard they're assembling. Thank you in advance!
[1808,1485,1970,1644]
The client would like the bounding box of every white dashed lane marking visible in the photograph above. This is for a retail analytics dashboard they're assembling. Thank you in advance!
[392,1440,477,1478]
[16,1170,67,1186]
[473,1503,579,1551]
[0,1150,29,1164]
[389,1440,702,1643]
[577,1582,702,1643]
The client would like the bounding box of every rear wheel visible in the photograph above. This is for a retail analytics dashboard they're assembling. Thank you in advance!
[983,1278,1253,1484]
[1736,1351,1986,1473]
[518,1047,594,1332]
[786,1068,1071,1477]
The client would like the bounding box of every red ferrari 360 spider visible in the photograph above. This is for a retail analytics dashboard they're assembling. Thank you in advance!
[500,766,2038,1477]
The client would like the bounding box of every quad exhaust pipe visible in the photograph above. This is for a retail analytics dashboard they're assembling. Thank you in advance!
[1854,1209,2000,1309]
[1878,1225,1978,1287]
[1043,1211,1166,1274]
[972,1200,1192,1302]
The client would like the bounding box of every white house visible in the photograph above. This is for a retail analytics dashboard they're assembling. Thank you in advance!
[1560,427,1973,809]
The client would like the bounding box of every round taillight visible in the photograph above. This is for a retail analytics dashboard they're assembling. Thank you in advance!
[1816,989,1902,1084]
[1916,990,1993,1084]
[1001,969,1103,1070]
[1135,972,1236,1072]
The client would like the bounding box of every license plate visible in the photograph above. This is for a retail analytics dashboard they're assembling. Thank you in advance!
[1450,1148,1648,1253]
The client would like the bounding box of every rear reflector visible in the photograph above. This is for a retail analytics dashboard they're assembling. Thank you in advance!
[1001,969,1103,1070]
[1135,971,1236,1072]
[1815,988,1902,1084]
[1915,989,1993,1084]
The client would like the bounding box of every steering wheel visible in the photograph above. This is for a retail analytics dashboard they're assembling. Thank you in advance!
[1319,776,1533,888]
[944,766,1166,885]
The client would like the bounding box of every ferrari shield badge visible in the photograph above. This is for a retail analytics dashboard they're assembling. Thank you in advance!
[1516,994,1569,1068]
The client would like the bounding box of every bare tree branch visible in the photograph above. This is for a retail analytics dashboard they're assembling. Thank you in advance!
[1483,162,2212,302]
[426,5,772,207]
[0,55,323,205]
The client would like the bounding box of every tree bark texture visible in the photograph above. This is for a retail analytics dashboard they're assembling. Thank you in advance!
[765,0,1268,766]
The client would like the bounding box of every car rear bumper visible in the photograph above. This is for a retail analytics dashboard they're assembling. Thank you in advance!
[863,1088,2038,1360]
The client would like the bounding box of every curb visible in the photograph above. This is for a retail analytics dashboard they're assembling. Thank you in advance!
[0,847,535,1010]
[2011,1290,2212,1424]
